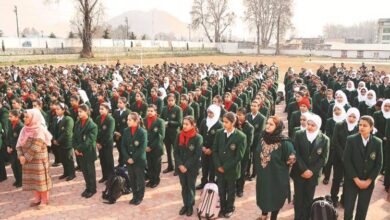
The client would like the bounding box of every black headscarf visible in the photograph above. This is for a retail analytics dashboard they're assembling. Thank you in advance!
[262,119,288,144]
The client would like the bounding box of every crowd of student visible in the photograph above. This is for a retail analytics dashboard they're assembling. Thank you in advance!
[0,61,387,219]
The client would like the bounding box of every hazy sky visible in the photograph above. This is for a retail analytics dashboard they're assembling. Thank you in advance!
[1,0,390,38]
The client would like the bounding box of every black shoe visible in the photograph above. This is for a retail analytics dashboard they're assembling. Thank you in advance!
[52,162,61,167]
[179,206,187,215]
[146,181,153,188]
[150,183,159,188]
[237,192,243,198]
[173,171,178,176]
[132,199,142,206]
[186,207,193,216]
[323,179,329,185]
[15,183,22,188]
[129,198,135,204]
[224,211,234,218]
[98,178,107,183]
[81,190,88,197]
[66,175,76,181]
[163,168,173,174]
[196,184,205,190]
[12,181,17,186]
[218,210,225,218]
[59,174,67,180]
[75,166,81,172]
[84,191,96,198]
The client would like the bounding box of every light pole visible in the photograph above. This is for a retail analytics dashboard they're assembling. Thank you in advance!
[125,17,129,39]
[14,6,20,38]
[187,24,191,41]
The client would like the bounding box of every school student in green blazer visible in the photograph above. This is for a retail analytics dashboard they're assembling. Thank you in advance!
[5,110,24,187]
[196,104,222,190]
[52,102,76,181]
[113,97,130,167]
[144,104,165,188]
[130,92,148,118]
[120,112,147,205]
[161,94,183,174]
[291,113,330,220]
[330,107,359,207]
[73,104,98,198]
[180,94,194,118]
[236,108,254,197]
[378,100,390,192]
[147,88,163,115]
[96,103,115,183]
[188,92,200,121]
[213,112,246,218]
[343,116,383,220]
[175,116,203,217]
[223,92,238,113]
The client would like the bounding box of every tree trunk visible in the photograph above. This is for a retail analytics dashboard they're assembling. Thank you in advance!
[256,25,260,55]
[80,0,94,58]
[275,15,281,55]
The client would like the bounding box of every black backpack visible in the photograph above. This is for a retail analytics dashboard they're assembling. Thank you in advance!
[115,166,132,194]
[310,195,338,220]
[102,175,125,204]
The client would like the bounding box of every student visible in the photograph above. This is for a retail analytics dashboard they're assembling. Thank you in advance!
[121,112,147,205]
[96,103,115,183]
[52,102,76,181]
[255,116,296,220]
[330,107,359,207]
[291,113,330,220]
[130,92,148,118]
[196,104,222,190]
[375,99,390,191]
[358,90,377,116]
[323,104,347,184]
[5,110,24,187]
[147,88,163,115]
[180,94,194,118]
[223,92,238,113]
[213,112,246,218]
[73,104,98,198]
[289,97,311,138]
[174,116,203,217]
[161,94,183,174]
[144,104,165,188]
[236,107,254,197]
[112,97,130,167]
[344,116,383,220]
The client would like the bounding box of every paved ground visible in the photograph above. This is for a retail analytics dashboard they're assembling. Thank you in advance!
[1,103,390,220]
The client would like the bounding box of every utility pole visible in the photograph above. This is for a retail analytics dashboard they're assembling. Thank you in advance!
[187,24,191,41]
[125,17,129,39]
[14,6,20,38]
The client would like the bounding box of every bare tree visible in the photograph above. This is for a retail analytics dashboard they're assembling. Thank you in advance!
[323,21,377,43]
[275,0,293,55]
[191,0,235,42]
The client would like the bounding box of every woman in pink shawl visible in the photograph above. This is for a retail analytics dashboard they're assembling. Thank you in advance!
[16,109,53,209]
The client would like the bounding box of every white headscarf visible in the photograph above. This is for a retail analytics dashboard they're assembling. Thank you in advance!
[358,81,366,90]
[306,114,322,143]
[365,90,377,107]
[381,99,390,119]
[158,87,167,100]
[357,87,367,102]
[335,90,348,106]
[78,89,89,103]
[346,108,360,131]
[206,104,221,131]
[333,104,347,123]
[346,80,356,92]
[300,112,312,130]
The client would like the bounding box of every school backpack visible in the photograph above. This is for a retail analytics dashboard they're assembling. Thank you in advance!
[102,175,125,204]
[310,195,338,220]
[197,183,220,220]
[115,166,132,194]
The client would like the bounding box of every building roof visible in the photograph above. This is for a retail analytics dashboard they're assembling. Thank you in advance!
[330,43,390,51]
[379,18,390,23]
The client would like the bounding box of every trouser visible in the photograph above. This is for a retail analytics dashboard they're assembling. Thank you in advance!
[79,156,96,193]
[164,132,177,170]
[330,156,344,202]
[262,210,280,220]
[237,151,250,193]
[293,178,317,220]
[246,144,256,177]
[9,151,22,184]
[343,179,374,220]
[59,147,75,177]
[384,141,390,189]
[147,152,162,184]
[128,165,145,201]
[115,137,124,166]
[200,153,215,185]
[52,144,61,164]
[217,174,236,213]
[0,147,7,181]
[99,144,114,180]
[323,148,335,180]
[179,170,197,208]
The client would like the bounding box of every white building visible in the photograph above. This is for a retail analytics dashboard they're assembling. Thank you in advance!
[377,18,390,44]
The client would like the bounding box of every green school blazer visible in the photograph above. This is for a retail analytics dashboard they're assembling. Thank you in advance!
[120,127,147,168]
[160,105,183,139]
[96,114,115,146]
[246,113,266,145]
[212,129,247,181]
[54,116,74,149]
[73,118,98,160]
[130,102,148,118]
[344,134,383,181]
[5,121,23,150]
[113,108,130,134]
[174,134,203,172]
[291,130,330,185]
[143,118,165,156]
[332,121,358,161]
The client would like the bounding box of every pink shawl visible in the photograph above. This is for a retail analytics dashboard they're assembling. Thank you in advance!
[16,109,53,148]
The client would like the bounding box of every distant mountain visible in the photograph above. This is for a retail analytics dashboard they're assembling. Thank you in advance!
[107,9,191,40]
